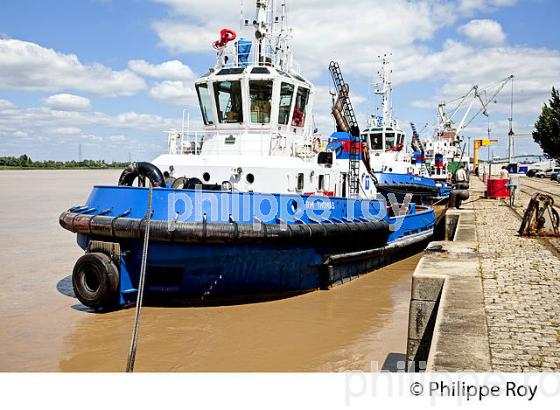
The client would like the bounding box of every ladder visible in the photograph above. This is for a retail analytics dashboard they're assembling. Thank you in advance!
[411,122,430,177]
[329,61,361,198]
[410,122,426,153]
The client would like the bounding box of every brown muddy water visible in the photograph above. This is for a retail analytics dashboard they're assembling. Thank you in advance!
[0,170,420,372]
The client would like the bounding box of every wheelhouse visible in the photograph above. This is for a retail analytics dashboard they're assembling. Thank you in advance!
[195,66,313,136]
[362,127,406,152]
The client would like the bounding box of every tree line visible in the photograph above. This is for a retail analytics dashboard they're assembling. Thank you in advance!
[0,155,129,169]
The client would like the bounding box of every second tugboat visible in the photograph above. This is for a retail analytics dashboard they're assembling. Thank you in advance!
[60,0,441,310]
[327,57,451,215]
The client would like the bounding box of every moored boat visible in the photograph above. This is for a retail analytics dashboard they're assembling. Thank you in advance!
[60,0,440,310]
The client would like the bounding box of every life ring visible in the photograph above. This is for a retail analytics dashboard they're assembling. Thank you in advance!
[72,252,120,310]
[213,28,237,49]
[118,162,166,188]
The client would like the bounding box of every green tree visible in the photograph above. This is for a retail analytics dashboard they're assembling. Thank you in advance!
[533,87,560,161]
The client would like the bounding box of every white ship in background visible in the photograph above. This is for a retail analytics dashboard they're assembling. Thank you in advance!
[422,75,515,180]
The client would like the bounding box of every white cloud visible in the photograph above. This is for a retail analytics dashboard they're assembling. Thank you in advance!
[405,40,560,116]
[458,0,518,15]
[152,0,456,79]
[43,94,92,111]
[149,80,198,106]
[80,134,104,143]
[52,127,82,135]
[154,0,239,18]
[109,135,129,142]
[0,100,182,160]
[459,19,506,46]
[0,39,146,96]
[152,21,217,54]
[0,99,15,110]
[14,131,28,138]
[128,59,196,80]
[0,103,178,137]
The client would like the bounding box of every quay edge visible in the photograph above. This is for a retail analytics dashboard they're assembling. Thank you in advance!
[406,209,492,372]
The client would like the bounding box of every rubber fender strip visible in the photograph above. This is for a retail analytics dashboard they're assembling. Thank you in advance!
[110,209,132,238]
[326,230,433,264]
[60,211,391,245]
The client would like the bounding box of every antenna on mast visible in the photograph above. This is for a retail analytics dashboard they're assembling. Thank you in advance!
[374,54,394,129]
[508,76,515,163]
[240,0,244,31]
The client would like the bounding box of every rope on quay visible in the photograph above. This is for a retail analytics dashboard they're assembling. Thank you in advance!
[460,196,485,206]
[126,182,153,373]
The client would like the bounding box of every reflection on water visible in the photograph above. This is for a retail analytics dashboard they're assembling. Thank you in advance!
[59,254,420,372]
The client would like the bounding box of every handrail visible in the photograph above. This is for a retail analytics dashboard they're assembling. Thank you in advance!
[167,130,315,157]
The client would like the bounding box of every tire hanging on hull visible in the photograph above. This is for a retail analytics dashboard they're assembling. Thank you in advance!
[72,252,120,310]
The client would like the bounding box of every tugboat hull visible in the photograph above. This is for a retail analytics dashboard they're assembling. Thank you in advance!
[60,186,436,308]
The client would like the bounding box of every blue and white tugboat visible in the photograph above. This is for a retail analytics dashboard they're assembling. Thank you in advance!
[327,57,451,208]
[60,0,439,310]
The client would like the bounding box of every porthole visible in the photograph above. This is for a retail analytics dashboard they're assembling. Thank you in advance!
[203,172,211,182]
[246,173,255,184]
[290,200,298,213]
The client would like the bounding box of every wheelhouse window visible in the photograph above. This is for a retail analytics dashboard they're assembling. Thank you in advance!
[385,133,396,150]
[292,87,310,127]
[249,80,273,124]
[278,82,294,125]
[369,133,383,150]
[213,81,244,124]
[196,83,214,126]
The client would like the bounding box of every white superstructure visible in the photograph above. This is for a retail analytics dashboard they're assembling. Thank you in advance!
[153,0,377,199]
[361,56,415,175]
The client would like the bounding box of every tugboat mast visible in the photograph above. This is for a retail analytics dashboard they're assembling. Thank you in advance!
[251,0,292,71]
[373,55,395,130]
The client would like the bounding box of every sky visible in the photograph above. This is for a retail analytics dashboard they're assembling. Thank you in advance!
[0,0,559,162]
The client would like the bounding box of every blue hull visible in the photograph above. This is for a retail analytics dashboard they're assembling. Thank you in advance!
[375,172,450,205]
[62,186,437,307]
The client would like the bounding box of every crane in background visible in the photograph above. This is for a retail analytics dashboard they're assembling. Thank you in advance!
[437,75,515,144]
[423,75,515,177]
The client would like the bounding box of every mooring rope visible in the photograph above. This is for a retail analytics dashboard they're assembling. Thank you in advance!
[126,182,153,373]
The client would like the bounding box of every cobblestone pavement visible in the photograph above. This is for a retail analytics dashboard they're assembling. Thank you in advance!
[470,178,560,371]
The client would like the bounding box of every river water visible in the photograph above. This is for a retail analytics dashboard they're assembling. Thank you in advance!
[0,170,419,372]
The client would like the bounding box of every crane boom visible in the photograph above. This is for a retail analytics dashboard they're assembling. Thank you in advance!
[329,61,361,198]
[438,75,515,143]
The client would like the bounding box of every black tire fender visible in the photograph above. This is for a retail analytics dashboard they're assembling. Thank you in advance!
[118,162,166,188]
[72,252,120,310]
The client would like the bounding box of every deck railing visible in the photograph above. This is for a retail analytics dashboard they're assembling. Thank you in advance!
[167,130,315,158]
